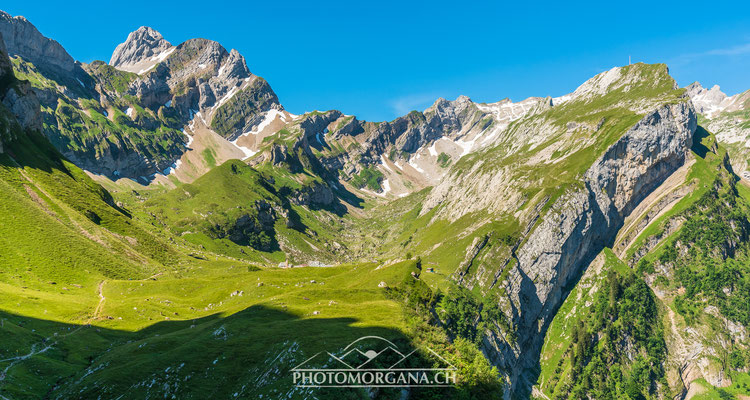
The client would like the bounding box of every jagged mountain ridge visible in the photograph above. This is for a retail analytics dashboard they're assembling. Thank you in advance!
[686,81,750,179]
[0,10,561,190]
[0,14,285,180]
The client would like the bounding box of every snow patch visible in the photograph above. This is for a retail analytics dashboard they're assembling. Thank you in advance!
[150,47,175,63]
[162,160,182,175]
[230,137,257,160]
[408,157,426,173]
[196,111,207,125]
[382,179,391,194]
[138,64,155,75]
[125,107,134,118]
[428,141,438,157]
[137,47,175,75]
[380,155,397,174]
[215,86,239,109]
[238,109,285,137]
[181,129,194,147]
[454,137,477,156]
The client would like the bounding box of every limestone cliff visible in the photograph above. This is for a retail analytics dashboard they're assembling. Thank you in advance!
[501,101,695,392]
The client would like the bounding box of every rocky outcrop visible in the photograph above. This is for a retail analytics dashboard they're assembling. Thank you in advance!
[1,77,41,132]
[290,182,335,208]
[0,31,41,143]
[685,82,750,119]
[453,234,490,282]
[225,200,277,251]
[496,100,696,393]
[0,10,75,74]
[0,31,12,84]
[109,26,173,74]
[119,32,283,140]
[209,77,282,139]
[359,95,487,159]
[315,95,519,190]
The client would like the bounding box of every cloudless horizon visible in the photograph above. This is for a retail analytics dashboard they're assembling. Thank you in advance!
[4,1,750,121]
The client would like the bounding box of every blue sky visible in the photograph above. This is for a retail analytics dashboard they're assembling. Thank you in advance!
[4,1,750,120]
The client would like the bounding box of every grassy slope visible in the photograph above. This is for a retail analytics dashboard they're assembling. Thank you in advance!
[44,261,417,399]
[0,110,490,399]
[117,159,350,265]
[0,126,428,398]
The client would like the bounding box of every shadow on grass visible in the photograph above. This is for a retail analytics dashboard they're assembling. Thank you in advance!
[691,125,711,160]
[0,305,460,400]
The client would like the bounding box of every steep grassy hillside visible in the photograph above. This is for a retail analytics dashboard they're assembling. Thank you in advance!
[114,157,361,265]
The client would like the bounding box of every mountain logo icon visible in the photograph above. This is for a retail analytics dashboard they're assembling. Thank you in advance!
[291,336,457,388]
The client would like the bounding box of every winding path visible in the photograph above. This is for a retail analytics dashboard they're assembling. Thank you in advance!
[90,280,106,323]
[0,280,107,385]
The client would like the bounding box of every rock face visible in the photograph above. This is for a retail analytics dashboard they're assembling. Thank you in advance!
[0,31,41,138]
[403,64,697,396]
[290,182,336,208]
[0,31,12,82]
[1,77,41,132]
[115,30,283,141]
[0,11,75,74]
[498,101,696,392]
[226,200,277,251]
[109,26,173,74]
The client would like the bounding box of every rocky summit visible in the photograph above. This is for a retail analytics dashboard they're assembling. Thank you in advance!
[109,26,174,74]
[0,8,750,400]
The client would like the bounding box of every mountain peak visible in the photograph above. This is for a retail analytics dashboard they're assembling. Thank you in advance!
[685,81,730,118]
[0,10,76,73]
[570,63,676,103]
[110,26,173,73]
[133,26,162,37]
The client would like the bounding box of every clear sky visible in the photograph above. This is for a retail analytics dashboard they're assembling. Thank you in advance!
[4,1,750,121]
